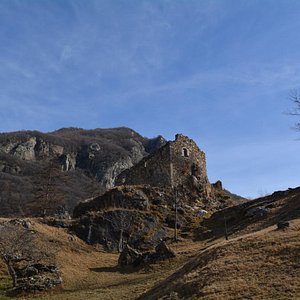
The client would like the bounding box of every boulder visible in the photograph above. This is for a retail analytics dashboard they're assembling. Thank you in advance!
[118,241,176,268]
[118,244,142,267]
[245,206,269,217]
[277,221,290,230]
[155,241,176,260]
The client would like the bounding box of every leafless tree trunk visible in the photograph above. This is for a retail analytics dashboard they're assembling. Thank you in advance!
[3,256,17,287]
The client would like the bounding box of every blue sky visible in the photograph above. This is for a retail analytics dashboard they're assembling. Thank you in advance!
[1,0,300,198]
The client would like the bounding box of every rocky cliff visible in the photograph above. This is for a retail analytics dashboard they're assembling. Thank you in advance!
[0,127,166,216]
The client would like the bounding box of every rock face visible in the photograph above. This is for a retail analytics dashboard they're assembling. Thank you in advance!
[73,185,181,251]
[0,127,166,216]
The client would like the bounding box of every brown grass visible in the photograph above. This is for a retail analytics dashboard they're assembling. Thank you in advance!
[0,219,209,300]
[139,220,300,300]
[0,207,299,299]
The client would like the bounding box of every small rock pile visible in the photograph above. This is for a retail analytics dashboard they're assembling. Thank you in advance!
[118,241,176,268]
[15,263,62,292]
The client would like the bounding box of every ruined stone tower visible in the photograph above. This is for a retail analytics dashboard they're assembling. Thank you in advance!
[115,134,211,198]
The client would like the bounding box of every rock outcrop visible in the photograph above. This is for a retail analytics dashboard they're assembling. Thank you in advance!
[72,181,244,251]
[0,127,166,216]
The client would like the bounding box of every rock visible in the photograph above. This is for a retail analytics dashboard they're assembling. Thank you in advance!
[118,242,176,269]
[118,244,142,267]
[198,209,208,217]
[212,180,223,191]
[0,163,21,174]
[177,207,185,215]
[16,266,39,278]
[22,220,31,229]
[60,153,76,171]
[13,137,37,160]
[31,264,58,273]
[73,186,152,217]
[89,143,101,151]
[277,221,289,230]
[154,241,176,259]
[245,206,269,217]
[15,263,62,293]
[8,219,31,229]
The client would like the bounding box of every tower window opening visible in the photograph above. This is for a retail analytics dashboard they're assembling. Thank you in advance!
[182,148,189,157]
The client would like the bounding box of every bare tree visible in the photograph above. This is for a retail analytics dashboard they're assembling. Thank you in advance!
[0,222,37,287]
[0,221,56,290]
[100,208,135,252]
[31,156,68,216]
[287,90,300,130]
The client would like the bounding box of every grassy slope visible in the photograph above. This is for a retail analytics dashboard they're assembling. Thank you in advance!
[139,219,300,299]
[0,221,210,300]
[0,188,299,300]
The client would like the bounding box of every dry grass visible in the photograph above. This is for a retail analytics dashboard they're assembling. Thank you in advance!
[0,192,299,300]
[0,219,209,300]
[139,219,300,300]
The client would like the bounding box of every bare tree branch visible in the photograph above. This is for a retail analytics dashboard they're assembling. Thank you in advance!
[286,90,300,130]
[0,221,54,288]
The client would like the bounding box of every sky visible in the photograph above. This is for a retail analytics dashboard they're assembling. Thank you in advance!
[1,0,300,198]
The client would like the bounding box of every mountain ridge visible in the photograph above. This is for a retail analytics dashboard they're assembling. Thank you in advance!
[0,127,166,216]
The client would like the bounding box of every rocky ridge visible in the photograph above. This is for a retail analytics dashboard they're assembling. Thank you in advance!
[0,127,166,216]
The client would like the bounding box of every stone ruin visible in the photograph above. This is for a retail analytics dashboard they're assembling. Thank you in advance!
[72,134,241,252]
[115,134,212,199]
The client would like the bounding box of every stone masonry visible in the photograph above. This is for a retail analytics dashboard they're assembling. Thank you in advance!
[115,134,211,198]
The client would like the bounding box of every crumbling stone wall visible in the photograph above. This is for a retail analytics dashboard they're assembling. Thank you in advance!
[115,134,211,197]
[115,142,172,187]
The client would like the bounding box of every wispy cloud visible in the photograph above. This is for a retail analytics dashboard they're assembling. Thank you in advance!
[1,0,300,196]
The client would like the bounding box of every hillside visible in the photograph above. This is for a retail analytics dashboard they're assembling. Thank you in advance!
[138,219,300,300]
[0,127,166,216]
[0,127,298,300]
[139,186,300,299]
[0,186,299,299]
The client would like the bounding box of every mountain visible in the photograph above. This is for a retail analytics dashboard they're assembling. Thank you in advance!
[0,127,166,216]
